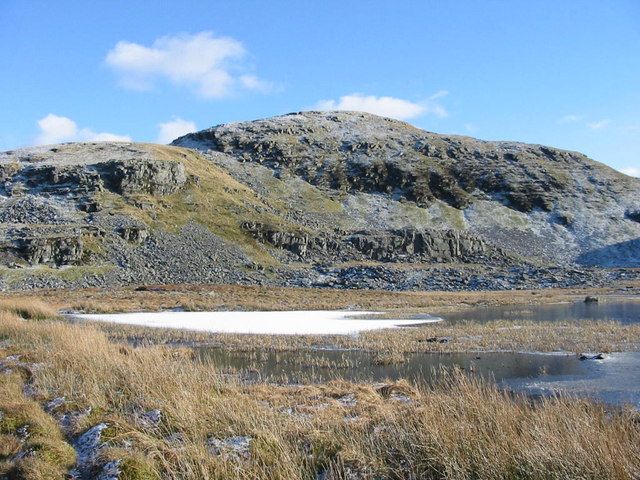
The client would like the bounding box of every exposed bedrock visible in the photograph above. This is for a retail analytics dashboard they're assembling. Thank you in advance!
[241,221,499,263]
[95,159,187,196]
[13,234,84,266]
[3,158,187,198]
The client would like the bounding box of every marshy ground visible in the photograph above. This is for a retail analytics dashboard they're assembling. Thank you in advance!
[1,285,640,479]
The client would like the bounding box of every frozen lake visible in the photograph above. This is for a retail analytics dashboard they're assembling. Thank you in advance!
[72,310,442,335]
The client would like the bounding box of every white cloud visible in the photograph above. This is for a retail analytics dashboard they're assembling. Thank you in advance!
[558,114,583,123]
[105,31,270,98]
[239,75,274,93]
[35,114,131,145]
[429,90,449,100]
[587,119,611,130]
[157,118,197,144]
[620,167,640,177]
[463,123,478,134]
[313,92,448,121]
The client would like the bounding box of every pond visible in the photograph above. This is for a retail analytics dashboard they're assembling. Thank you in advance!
[197,348,640,408]
[435,296,640,324]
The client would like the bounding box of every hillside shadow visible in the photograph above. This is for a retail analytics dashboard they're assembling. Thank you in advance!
[576,238,640,267]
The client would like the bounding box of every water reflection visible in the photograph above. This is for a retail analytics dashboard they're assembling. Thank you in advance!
[435,297,640,324]
[202,349,570,383]
[197,348,640,407]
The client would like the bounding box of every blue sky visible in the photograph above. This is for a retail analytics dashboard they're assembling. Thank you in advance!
[1,0,638,175]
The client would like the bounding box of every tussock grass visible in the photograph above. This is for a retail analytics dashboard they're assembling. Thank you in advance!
[0,298,60,320]
[1,302,640,478]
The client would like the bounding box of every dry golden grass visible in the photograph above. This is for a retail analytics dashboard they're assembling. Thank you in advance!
[0,298,61,321]
[95,318,640,355]
[4,281,638,315]
[1,302,640,478]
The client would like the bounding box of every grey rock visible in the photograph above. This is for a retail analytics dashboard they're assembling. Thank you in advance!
[96,158,187,196]
[207,435,252,459]
[13,233,83,265]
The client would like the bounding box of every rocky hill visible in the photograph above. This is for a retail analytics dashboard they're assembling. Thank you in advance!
[0,111,638,291]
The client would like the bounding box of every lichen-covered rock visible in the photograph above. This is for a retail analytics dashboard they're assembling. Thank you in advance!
[0,196,72,224]
[207,435,252,459]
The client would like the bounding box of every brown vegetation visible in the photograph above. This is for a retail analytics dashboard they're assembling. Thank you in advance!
[2,282,638,314]
[1,300,640,478]
[93,318,640,355]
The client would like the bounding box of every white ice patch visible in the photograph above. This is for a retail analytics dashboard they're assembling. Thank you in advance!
[72,310,440,335]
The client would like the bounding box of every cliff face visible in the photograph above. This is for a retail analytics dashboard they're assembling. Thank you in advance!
[0,111,638,291]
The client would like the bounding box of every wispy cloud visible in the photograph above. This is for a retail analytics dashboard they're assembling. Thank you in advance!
[105,32,271,98]
[313,92,448,121]
[620,167,640,178]
[463,123,478,134]
[35,114,131,145]
[157,118,197,144]
[558,114,583,123]
[587,119,611,130]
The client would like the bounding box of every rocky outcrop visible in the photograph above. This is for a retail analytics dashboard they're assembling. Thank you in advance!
[117,226,149,244]
[241,221,338,258]
[347,229,489,261]
[242,222,497,263]
[13,234,83,266]
[2,158,187,199]
[96,159,187,196]
[20,165,104,195]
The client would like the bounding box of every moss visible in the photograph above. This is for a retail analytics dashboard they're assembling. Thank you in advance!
[119,455,160,480]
